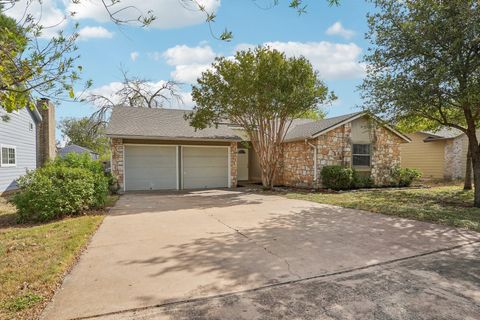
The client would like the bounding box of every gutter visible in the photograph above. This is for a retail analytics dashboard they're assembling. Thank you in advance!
[306,139,318,184]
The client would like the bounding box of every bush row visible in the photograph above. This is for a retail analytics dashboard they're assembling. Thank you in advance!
[320,165,421,191]
[13,153,113,222]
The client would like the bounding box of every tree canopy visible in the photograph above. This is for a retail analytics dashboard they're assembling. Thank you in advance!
[58,117,109,159]
[188,46,335,188]
[360,0,480,205]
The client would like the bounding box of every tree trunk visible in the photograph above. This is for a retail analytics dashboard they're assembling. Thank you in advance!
[467,135,480,207]
[472,155,480,207]
[464,144,472,190]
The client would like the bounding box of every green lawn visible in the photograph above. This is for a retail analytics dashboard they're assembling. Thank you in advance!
[0,195,118,320]
[287,186,480,232]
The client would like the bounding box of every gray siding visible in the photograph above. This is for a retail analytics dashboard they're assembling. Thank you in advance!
[0,108,38,193]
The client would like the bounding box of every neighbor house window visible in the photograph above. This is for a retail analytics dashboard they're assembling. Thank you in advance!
[1,146,16,167]
[352,144,371,167]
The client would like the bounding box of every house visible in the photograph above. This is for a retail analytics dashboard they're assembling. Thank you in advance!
[59,144,100,160]
[106,107,410,192]
[0,99,56,194]
[401,128,470,179]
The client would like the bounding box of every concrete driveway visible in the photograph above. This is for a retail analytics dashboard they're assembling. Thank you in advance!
[42,189,480,320]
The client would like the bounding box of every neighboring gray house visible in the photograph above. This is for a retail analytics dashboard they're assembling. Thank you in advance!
[0,99,56,194]
[59,144,99,160]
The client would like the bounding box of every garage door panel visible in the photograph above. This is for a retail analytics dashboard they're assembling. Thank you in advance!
[125,146,177,191]
[183,147,228,189]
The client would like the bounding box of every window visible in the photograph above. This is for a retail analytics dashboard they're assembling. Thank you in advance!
[29,122,33,131]
[1,146,16,167]
[352,144,371,167]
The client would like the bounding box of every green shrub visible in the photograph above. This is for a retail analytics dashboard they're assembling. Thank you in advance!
[12,154,109,222]
[391,166,422,187]
[54,153,109,205]
[352,171,374,189]
[321,165,354,190]
[13,166,95,222]
[54,152,104,175]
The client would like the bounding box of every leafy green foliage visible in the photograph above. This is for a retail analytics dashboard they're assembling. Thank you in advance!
[360,0,480,206]
[390,167,422,187]
[321,166,354,190]
[188,46,335,188]
[12,154,108,222]
[13,166,96,222]
[54,153,109,206]
[352,171,374,189]
[58,118,110,158]
[0,11,85,113]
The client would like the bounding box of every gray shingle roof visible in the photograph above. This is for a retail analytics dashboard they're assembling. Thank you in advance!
[59,144,98,156]
[284,112,364,142]
[421,127,464,141]
[106,107,243,141]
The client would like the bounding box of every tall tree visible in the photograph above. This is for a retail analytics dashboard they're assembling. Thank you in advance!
[187,46,335,189]
[360,0,480,207]
[58,117,109,157]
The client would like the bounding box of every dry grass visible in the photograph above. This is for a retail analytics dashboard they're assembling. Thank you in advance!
[0,195,118,320]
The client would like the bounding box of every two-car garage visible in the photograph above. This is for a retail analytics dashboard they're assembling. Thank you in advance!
[124,145,230,191]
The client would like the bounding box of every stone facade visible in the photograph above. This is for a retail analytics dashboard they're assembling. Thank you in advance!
[279,121,403,188]
[444,135,467,179]
[281,140,315,188]
[229,142,238,188]
[110,139,238,191]
[371,125,402,186]
[111,138,124,190]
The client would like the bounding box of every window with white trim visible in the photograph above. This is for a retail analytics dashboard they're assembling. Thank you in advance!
[352,144,371,167]
[1,146,16,166]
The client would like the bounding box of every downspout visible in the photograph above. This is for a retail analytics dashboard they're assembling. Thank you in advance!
[306,139,317,187]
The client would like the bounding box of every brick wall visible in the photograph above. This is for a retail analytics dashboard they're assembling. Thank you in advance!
[36,99,56,166]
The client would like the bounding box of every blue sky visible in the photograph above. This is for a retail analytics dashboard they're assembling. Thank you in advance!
[7,0,374,141]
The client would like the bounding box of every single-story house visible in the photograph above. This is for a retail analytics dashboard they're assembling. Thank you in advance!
[401,128,471,179]
[106,106,410,192]
[59,144,100,160]
[0,99,56,194]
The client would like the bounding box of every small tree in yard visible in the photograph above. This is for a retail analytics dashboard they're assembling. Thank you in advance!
[360,0,480,206]
[187,46,335,189]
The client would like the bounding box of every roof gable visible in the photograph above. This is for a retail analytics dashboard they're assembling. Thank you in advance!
[284,112,410,143]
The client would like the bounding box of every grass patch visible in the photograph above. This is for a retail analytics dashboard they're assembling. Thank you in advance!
[0,195,119,320]
[287,186,480,232]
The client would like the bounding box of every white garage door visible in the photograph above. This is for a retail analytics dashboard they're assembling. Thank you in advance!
[183,147,229,189]
[125,145,177,191]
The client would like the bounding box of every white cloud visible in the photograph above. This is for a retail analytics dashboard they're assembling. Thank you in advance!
[67,0,221,29]
[4,0,67,38]
[171,64,212,83]
[78,26,114,40]
[160,45,216,83]
[325,22,355,40]
[162,44,216,65]
[235,41,365,80]
[130,51,140,61]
